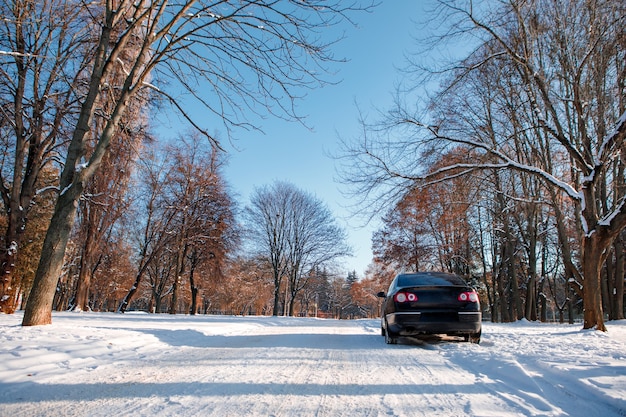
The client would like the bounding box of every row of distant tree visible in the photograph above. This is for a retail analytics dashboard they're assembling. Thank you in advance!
[6,129,364,318]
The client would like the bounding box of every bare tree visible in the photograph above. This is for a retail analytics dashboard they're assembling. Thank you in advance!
[372,189,432,273]
[339,0,626,330]
[161,134,236,314]
[21,0,372,325]
[71,116,147,312]
[0,0,92,313]
[326,275,352,319]
[117,133,236,313]
[245,181,351,316]
[283,186,352,316]
[245,182,299,316]
[117,152,174,313]
[70,26,151,312]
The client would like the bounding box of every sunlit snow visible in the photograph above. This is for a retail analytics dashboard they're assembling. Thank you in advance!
[0,312,625,416]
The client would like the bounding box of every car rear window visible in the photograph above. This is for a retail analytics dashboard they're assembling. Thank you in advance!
[396,273,467,287]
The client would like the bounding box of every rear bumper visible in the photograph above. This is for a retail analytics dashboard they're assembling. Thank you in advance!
[385,311,481,336]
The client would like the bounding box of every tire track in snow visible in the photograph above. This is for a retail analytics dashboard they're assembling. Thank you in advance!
[439,340,626,417]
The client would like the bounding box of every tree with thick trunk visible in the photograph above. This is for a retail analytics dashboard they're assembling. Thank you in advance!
[21,0,371,326]
[0,0,91,313]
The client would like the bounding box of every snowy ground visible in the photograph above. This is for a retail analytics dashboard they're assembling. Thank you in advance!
[0,312,625,417]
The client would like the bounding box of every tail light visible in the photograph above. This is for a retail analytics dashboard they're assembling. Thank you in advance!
[394,292,418,303]
[458,291,479,302]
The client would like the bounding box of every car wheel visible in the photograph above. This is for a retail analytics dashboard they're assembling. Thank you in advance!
[384,320,397,344]
[465,331,481,344]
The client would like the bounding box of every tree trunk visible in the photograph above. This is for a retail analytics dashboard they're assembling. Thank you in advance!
[567,297,574,324]
[0,211,25,313]
[497,268,508,322]
[189,262,198,315]
[602,257,613,320]
[73,224,97,312]
[53,275,72,312]
[22,183,83,325]
[272,273,282,316]
[118,277,140,313]
[289,284,298,317]
[525,221,538,321]
[540,293,547,322]
[490,248,499,322]
[614,236,625,320]
[169,242,187,315]
[118,259,151,313]
[169,275,180,315]
[153,289,162,314]
[190,285,198,315]
[582,234,608,331]
[73,264,91,312]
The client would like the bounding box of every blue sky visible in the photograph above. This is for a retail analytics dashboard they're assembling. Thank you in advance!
[219,1,426,277]
[156,1,428,277]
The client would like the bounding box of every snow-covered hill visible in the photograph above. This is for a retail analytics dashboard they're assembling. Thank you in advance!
[1,312,624,416]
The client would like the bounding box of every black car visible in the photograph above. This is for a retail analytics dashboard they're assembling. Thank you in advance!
[377,272,482,344]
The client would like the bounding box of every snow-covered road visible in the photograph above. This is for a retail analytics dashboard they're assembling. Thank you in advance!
[1,312,625,416]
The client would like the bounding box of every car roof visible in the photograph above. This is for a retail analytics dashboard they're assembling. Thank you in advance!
[394,272,468,287]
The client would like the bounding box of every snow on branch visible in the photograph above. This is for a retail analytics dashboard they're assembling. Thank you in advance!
[597,194,626,240]
[0,50,42,58]
[435,134,581,201]
[597,110,626,165]
[35,186,60,196]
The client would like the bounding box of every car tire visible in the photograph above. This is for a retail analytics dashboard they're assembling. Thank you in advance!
[384,320,397,344]
[465,331,481,344]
